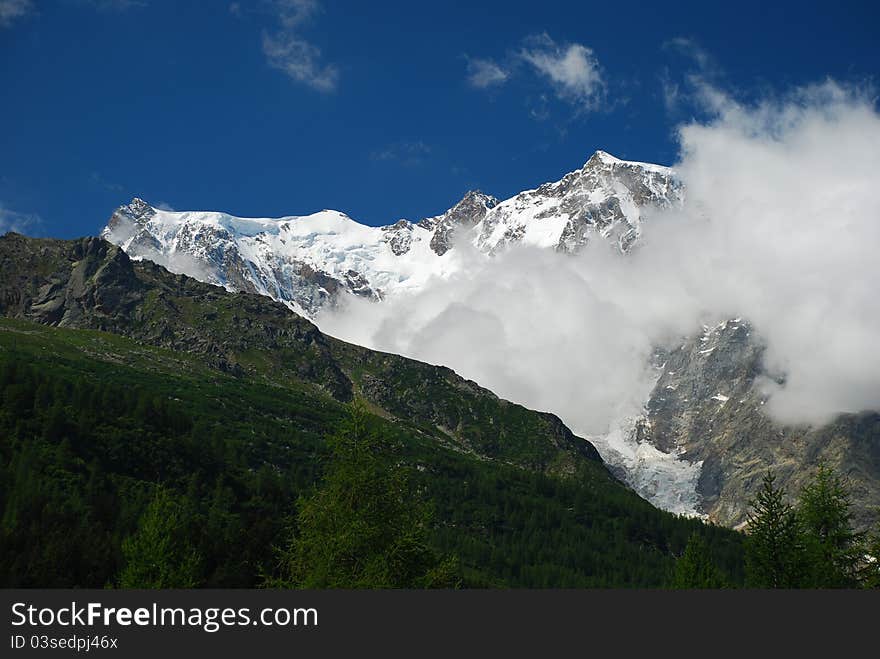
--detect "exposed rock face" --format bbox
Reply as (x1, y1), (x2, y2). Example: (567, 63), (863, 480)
(381, 220), (415, 256)
(103, 198), (161, 256)
(641, 319), (880, 530)
(474, 150), (681, 254)
(418, 190), (499, 256)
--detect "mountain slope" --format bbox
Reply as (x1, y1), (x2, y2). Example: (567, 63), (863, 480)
(0, 232), (745, 587)
(0, 233), (599, 473)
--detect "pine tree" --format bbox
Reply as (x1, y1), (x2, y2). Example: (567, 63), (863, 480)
(269, 403), (458, 588)
(672, 532), (728, 588)
(797, 464), (863, 588)
(744, 471), (804, 588)
(118, 487), (203, 588)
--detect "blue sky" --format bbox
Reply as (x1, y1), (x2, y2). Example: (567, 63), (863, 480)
(1, 0), (877, 238)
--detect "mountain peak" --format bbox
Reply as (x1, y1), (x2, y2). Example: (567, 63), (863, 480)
(583, 150), (674, 175)
(457, 189), (498, 206)
(117, 197), (155, 222)
(589, 149), (622, 164)
(445, 189), (499, 220)
(417, 189), (500, 256)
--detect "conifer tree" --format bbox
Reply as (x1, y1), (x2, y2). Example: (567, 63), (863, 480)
(744, 471), (804, 588)
(270, 403), (458, 588)
(672, 532), (728, 588)
(118, 487), (203, 588)
(797, 464), (863, 588)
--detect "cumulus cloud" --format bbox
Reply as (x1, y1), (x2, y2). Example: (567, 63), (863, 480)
(262, 0), (338, 92)
(465, 57), (509, 89)
(520, 34), (605, 107)
(319, 80), (880, 435)
(0, 0), (33, 27)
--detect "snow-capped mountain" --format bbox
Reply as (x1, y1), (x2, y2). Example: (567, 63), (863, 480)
(100, 149), (693, 512)
(101, 150), (681, 317)
(100, 150), (724, 516)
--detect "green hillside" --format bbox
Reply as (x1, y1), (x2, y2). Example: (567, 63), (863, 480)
(0, 234), (745, 587)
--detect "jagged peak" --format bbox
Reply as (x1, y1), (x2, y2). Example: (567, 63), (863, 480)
(116, 197), (156, 221)
(587, 150), (623, 166)
(583, 150), (674, 175)
(454, 189), (499, 209)
(104, 198), (156, 236)
(382, 218), (413, 231)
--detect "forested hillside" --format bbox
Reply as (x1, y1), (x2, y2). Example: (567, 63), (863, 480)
(0, 318), (744, 586)
(0, 234), (746, 587)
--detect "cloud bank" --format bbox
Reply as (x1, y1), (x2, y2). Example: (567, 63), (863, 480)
(319, 80), (880, 435)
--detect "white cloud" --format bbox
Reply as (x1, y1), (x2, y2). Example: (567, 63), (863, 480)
(660, 39), (729, 116)
(0, 0), (33, 27)
(263, 32), (338, 92)
(661, 80), (880, 424)
(320, 244), (663, 436)
(520, 34), (604, 106)
(0, 203), (40, 234)
(466, 57), (509, 89)
(319, 80), (880, 435)
(262, 0), (338, 92)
